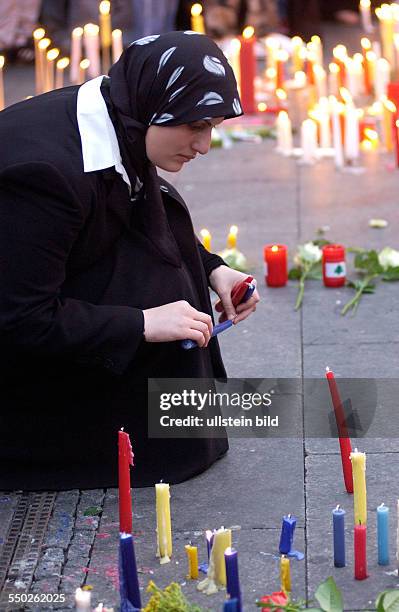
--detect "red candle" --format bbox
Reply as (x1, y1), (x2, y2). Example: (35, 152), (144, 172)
(119, 429), (134, 534)
(354, 524), (368, 580)
(325, 368), (353, 494)
(322, 244), (346, 288)
(393, 114), (399, 167)
(239, 27), (256, 114)
(264, 244), (288, 287)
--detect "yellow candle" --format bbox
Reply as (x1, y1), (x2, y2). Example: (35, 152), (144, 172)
(112, 29), (123, 64)
(191, 4), (205, 33)
(376, 4), (394, 64)
(55, 57), (70, 89)
(99, 0), (112, 73)
(79, 58), (90, 84)
(198, 527), (232, 593)
(0, 55), (4, 111)
(33, 28), (45, 94)
(185, 544), (199, 579)
(227, 225), (238, 249)
(200, 228), (211, 251)
(292, 36), (304, 73)
(227, 38), (241, 92)
(37, 37), (51, 94)
(382, 96), (396, 152)
(350, 449), (367, 525)
(280, 555), (291, 592)
(155, 482), (172, 563)
(46, 48), (60, 92)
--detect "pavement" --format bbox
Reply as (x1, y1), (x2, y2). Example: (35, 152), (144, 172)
(1, 23), (399, 612)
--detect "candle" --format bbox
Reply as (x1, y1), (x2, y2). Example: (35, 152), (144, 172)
(360, 0), (373, 33)
(99, 0), (112, 74)
(313, 65), (327, 99)
(55, 57), (70, 89)
(322, 245), (346, 287)
(325, 367), (353, 493)
(226, 38), (241, 91)
(33, 28), (45, 94)
(224, 600), (239, 611)
(350, 449), (367, 525)
(310, 35), (323, 67)
(265, 36), (278, 70)
(75, 587), (91, 611)
(328, 62), (340, 97)
(191, 3), (205, 33)
(119, 429), (134, 534)
(264, 244), (288, 288)
(119, 533), (142, 609)
(344, 103), (360, 163)
(227, 225), (238, 249)
(330, 97), (344, 168)
(300, 118), (318, 164)
(206, 529), (214, 560)
(280, 555), (291, 592)
(279, 514), (296, 554)
(79, 59), (90, 84)
(185, 544), (199, 579)
(70, 27), (83, 84)
(354, 524), (368, 580)
(239, 26), (256, 114)
(376, 4), (394, 64)
(375, 58), (391, 101)
(45, 48), (60, 92)
(333, 45), (347, 88)
(200, 228), (211, 251)
(317, 97), (331, 149)
(37, 37), (51, 94)
(332, 505), (346, 567)
(0, 56), (4, 111)
(225, 547), (241, 606)
(361, 38), (372, 94)
(83, 23), (101, 78)
(198, 527), (232, 593)
(377, 503), (389, 565)
(292, 36), (304, 73)
(276, 111), (293, 155)
(112, 29), (123, 64)
(156, 482), (172, 563)
(276, 49), (289, 90)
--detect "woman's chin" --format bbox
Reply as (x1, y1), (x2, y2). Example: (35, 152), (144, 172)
(156, 159), (184, 173)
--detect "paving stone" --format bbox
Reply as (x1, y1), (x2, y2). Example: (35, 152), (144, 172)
(34, 548), (64, 580)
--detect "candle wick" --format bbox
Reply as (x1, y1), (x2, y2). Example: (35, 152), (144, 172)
(120, 426), (124, 431)
(379, 502), (384, 508)
(287, 513), (291, 518)
(325, 366), (330, 372)
(336, 504), (340, 510)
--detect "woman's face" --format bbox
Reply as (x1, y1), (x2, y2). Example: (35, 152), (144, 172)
(145, 117), (224, 172)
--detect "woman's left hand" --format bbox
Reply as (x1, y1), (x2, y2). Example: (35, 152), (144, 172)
(209, 265), (260, 324)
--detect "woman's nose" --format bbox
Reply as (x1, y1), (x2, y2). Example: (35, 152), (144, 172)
(192, 129), (212, 155)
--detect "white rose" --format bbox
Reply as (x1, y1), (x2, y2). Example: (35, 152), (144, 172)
(298, 242), (322, 264)
(378, 247), (399, 270)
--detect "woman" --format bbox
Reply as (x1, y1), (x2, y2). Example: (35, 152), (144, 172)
(0, 31), (259, 490)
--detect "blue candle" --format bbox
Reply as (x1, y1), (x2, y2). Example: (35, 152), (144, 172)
(279, 514), (297, 554)
(225, 547), (241, 610)
(119, 532), (142, 610)
(223, 599), (239, 611)
(332, 505), (346, 568)
(377, 503), (389, 565)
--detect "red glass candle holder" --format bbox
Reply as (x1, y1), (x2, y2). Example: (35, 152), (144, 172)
(264, 244), (288, 287)
(322, 244), (346, 287)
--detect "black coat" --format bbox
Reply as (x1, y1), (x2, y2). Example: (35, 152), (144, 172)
(0, 86), (228, 490)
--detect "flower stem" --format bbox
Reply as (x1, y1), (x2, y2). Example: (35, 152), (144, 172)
(294, 265), (312, 310)
(340, 274), (378, 316)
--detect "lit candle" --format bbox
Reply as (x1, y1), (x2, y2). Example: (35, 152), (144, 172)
(365, 50), (377, 92)
(33, 28), (45, 94)
(280, 555), (291, 593)
(328, 62), (340, 97)
(45, 48), (60, 92)
(75, 587), (91, 611)
(225, 547), (241, 607)
(191, 3), (205, 33)
(310, 35), (323, 66)
(374, 58), (390, 102)
(279, 514), (296, 554)
(377, 503), (389, 565)
(359, 0), (373, 33)
(55, 57), (70, 89)
(313, 64), (327, 99)
(83, 23), (101, 78)
(119, 532), (142, 609)
(300, 118), (318, 164)
(239, 26), (256, 114)
(265, 36), (279, 70)
(354, 524), (368, 580)
(79, 59), (90, 84)
(344, 102), (360, 163)
(0, 55), (4, 111)
(70, 27), (83, 84)
(99, 0), (112, 74)
(291, 36), (304, 73)
(361, 38), (372, 94)
(376, 4), (394, 64)
(37, 37), (51, 93)
(332, 505), (346, 567)
(200, 228), (212, 251)
(198, 527), (232, 593)
(318, 97), (331, 149)
(206, 529), (214, 560)
(382, 96), (395, 152)
(112, 28), (123, 64)
(226, 38), (241, 91)
(276, 110), (293, 155)
(350, 449), (367, 525)
(155, 482), (172, 563)
(333, 45), (348, 88)
(185, 544), (199, 579)
(275, 49), (289, 90)
(227, 225), (238, 249)
(325, 367), (353, 492)
(264, 244), (288, 287)
(119, 429), (133, 534)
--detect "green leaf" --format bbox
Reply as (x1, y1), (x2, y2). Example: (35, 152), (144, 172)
(346, 279), (375, 293)
(382, 267), (399, 281)
(289, 268), (302, 280)
(312, 238), (331, 247)
(376, 590), (399, 612)
(354, 250), (383, 275)
(306, 263), (323, 280)
(83, 506), (102, 516)
(376, 592), (386, 612)
(314, 577), (343, 612)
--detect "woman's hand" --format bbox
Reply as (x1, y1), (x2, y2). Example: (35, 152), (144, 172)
(143, 301), (213, 347)
(209, 265), (260, 324)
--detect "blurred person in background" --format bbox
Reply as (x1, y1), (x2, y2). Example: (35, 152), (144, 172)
(0, 0), (41, 62)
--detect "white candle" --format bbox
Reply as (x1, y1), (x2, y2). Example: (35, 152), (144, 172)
(276, 110), (293, 155)
(55, 57), (70, 89)
(0, 55), (4, 111)
(112, 29), (123, 64)
(344, 103), (360, 162)
(226, 38), (241, 92)
(301, 118), (318, 163)
(313, 64), (327, 99)
(328, 62), (340, 96)
(70, 26), (83, 84)
(75, 588), (91, 612)
(310, 35), (323, 67)
(374, 58), (391, 101)
(83, 23), (101, 78)
(79, 59), (90, 84)
(359, 0), (373, 33)
(318, 97), (331, 148)
(45, 48), (59, 92)
(330, 96), (344, 168)
(33, 28), (45, 94)
(37, 37), (51, 94)
(99, 0), (112, 73)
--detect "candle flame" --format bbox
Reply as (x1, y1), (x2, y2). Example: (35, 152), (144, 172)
(276, 49), (289, 62)
(72, 26), (84, 38)
(361, 37), (371, 51)
(200, 228), (210, 238)
(57, 57), (70, 70)
(311, 35), (321, 45)
(229, 225), (238, 236)
(225, 546), (233, 555)
(266, 67), (276, 79)
(84, 23), (100, 35)
(360, 0), (370, 7)
(80, 58), (90, 70)
(292, 36), (303, 46)
(112, 28), (122, 38)
(278, 110), (289, 120)
(242, 26), (255, 39)
(325, 366), (330, 372)
(99, 0), (111, 16)
(339, 87), (353, 105)
(257, 102), (267, 112)
(329, 62), (340, 74)
(271, 245), (279, 252)
(38, 37), (51, 51)
(396, 119), (399, 128)
(276, 88), (287, 100)
(33, 27), (46, 41)
(47, 48), (60, 62)
(0, 56), (4, 69)
(364, 128), (378, 141)
(384, 98), (396, 113)
(191, 3), (203, 17)
(333, 44), (348, 60)
(336, 504), (340, 510)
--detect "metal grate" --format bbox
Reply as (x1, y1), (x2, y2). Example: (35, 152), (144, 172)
(0, 492), (56, 603)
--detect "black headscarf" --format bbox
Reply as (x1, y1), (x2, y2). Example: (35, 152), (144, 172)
(104, 31), (242, 267)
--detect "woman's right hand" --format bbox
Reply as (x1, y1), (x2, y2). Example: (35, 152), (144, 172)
(142, 301), (213, 347)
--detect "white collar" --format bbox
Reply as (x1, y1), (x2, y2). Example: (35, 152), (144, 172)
(77, 76), (132, 192)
